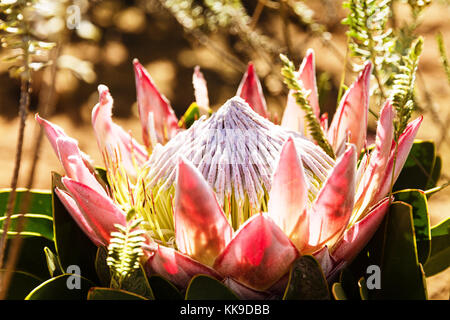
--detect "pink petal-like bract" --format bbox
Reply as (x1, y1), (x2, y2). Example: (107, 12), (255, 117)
(55, 188), (103, 247)
(332, 197), (390, 263)
(192, 66), (210, 110)
(144, 245), (220, 289)
(236, 62), (269, 118)
(62, 177), (126, 246)
(36, 114), (94, 171)
(92, 85), (148, 179)
(308, 145), (357, 251)
(353, 101), (394, 220)
(55, 137), (108, 197)
(281, 49), (320, 134)
(174, 157), (233, 267)
(35, 114), (68, 157)
(373, 116), (423, 204)
(268, 136), (309, 252)
(328, 62), (372, 154)
(133, 59), (179, 145)
(213, 214), (299, 291)
(313, 246), (336, 276)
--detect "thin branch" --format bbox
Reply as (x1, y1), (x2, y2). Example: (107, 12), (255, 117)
(0, 44), (31, 295)
(0, 43), (61, 299)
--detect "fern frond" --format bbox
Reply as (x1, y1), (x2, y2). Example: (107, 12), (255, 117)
(343, 0), (394, 67)
(280, 54), (335, 159)
(107, 214), (146, 289)
(390, 37), (423, 138)
(0, 0), (56, 79)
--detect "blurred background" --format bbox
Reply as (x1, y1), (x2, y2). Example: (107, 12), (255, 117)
(0, 0), (448, 298)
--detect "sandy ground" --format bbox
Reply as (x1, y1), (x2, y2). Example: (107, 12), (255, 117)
(0, 1), (448, 299)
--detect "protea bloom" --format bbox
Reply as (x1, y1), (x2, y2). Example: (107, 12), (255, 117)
(37, 49), (422, 298)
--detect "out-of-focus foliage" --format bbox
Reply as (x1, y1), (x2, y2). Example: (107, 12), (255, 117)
(0, 0), (56, 79)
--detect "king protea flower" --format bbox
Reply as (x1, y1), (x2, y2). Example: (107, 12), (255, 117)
(37, 49), (422, 298)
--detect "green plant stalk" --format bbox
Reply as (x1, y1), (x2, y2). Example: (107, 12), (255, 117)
(436, 32), (450, 86)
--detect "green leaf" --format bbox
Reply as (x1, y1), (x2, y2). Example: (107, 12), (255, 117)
(0, 214), (53, 240)
(0, 189), (52, 218)
(338, 268), (361, 300)
(393, 140), (436, 191)
(148, 275), (183, 300)
(358, 277), (368, 300)
(25, 274), (94, 300)
(393, 189), (431, 264)
(178, 102), (202, 129)
(371, 202), (427, 300)
(5, 236), (56, 281)
(424, 218), (450, 276)
(185, 275), (239, 300)
(52, 172), (99, 283)
(426, 155), (441, 190)
(95, 246), (110, 287)
(44, 247), (63, 278)
(283, 255), (330, 300)
(331, 282), (348, 300)
(94, 166), (110, 188)
(87, 287), (148, 300)
(0, 270), (42, 300)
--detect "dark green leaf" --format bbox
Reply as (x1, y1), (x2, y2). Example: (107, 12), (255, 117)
(371, 202), (427, 300)
(331, 282), (348, 300)
(339, 268), (361, 300)
(5, 236), (55, 281)
(0, 189), (52, 217)
(25, 274), (94, 300)
(185, 275), (239, 300)
(0, 214), (53, 240)
(87, 287), (148, 300)
(52, 172), (99, 283)
(424, 218), (450, 276)
(394, 190), (431, 264)
(426, 155), (441, 190)
(393, 140), (435, 191)
(148, 275), (183, 300)
(283, 255), (330, 300)
(0, 270), (42, 300)
(95, 246), (110, 287)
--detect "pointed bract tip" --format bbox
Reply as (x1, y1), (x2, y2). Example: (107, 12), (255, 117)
(97, 84), (111, 105)
(176, 156), (194, 182)
(133, 59), (145, 77)
(305, 48), (315, 57)
(303, 49), (314, 66)
(344, 143), (357, 158)
(360, 61), (373, 81)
